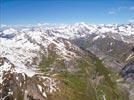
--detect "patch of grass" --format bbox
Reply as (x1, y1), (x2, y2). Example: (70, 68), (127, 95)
(56, 71), (97, 100)
(94, 59), (129, 100)
(38, 47), (129, 100)
(39, 50), (57, 72)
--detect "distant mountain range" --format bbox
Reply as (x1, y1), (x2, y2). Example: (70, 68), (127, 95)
(0, 23), (134, 100)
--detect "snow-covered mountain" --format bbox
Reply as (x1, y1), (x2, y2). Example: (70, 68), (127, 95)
(1, 23), (134, 76)
(0, 23), (134, 100)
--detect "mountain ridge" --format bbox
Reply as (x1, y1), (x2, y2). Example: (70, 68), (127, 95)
(0, 23), (134, 100)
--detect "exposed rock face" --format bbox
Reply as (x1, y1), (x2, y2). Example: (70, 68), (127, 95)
(131, 47), (134, 52)
(121, 47), (134, 83)
(1, 72), (60, 100)
(0, 57), (60, 100)
(73, 36), (133, 70)
(121, 56), (134, 100)
(122, 61), (134, 83)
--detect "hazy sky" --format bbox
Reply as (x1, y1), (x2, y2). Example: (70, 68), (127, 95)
(1, 0), (134, 25)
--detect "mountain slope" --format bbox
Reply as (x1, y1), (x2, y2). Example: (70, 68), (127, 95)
(0, 23), (134, 100)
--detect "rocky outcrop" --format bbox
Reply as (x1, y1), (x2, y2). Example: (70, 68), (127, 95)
(122, 61), (134, 83)
(121, 48), (134, 83)
(0, 57), (59, 100)
(1, 72), (59, 100)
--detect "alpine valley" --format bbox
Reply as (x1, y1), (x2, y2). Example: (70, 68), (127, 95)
(0, 22), (134, 100)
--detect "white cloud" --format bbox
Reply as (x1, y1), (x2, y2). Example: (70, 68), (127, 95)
(118, 6), (127, 10)
(108, 6), (134, 15)
(1, 24), (7, 28)
(128, 19), (134, 23)
(108, 11), (116, 15)
(129, 6), (134, 11)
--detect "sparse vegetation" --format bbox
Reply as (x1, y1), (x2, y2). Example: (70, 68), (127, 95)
(39, 48), (129, 100)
